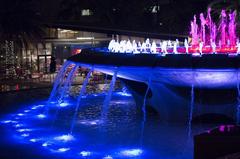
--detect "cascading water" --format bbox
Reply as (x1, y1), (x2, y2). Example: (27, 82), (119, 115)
(47, 61), (71, 104)
(70, 67), (94, 134)
(140, 75), (152, 145)
(190, 8), (236, 49)
(188, 84), (194, 138)
(101, 69), (118, 121)
(59, 65), (78, 103)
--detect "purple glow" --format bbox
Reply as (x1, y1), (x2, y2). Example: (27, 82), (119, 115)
(219, 125), (225, 132)
(107, 9), (238, 55)
(190, 8), (237, 51)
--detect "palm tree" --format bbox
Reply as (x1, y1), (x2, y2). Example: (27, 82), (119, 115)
(0, 0), (45, 78)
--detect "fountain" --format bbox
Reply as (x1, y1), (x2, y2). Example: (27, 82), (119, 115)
(59, 65), (78, 102)
(2, 7), (240, 159)
(140, 75), (152, 145)
(107, 8), (237, 55)
(101, 69), (118, 121)
(47, 61), (71, 104)
(70, 67), (93, 134)
(188, 85), (194, 138)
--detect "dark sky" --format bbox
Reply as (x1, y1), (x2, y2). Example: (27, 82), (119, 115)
(37, 0), (213, 19)
(36, 0), (230, 35)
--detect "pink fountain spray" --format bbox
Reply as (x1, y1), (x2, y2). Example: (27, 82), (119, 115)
(189, 8), (237, 53)
(228, 10), (237, 47)
(200, 13), (206, 45)
(190, 15), (199, 47)
(220, 10), (227, 47)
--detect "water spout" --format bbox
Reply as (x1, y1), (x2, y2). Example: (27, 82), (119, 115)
(59, 65), (78, 103)
(47, 61), (71, 104)
(101, 69), (118, 121)
(140, 75), (152, 145)
(70, 67), (94, 134)
(188, 84), (194, 138)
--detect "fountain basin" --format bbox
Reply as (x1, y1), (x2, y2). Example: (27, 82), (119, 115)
(68, 49), (240, 88)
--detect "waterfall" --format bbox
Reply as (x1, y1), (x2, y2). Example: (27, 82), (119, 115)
(140, 76), (152, 145)
(188, 84), (194, 138)
(70, 67), (94, 134)
(59, 65), (78, 103)
(101, 69), (118, 121)
(47, 61), (71, 104)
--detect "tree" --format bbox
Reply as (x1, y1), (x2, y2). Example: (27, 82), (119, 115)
(0, 0), (45, 78)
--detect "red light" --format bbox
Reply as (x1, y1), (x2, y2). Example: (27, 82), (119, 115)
(16, 84), (19, 91)
(72, 49), (82, 55)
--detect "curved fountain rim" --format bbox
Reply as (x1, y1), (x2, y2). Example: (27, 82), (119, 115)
(68, 48), (240, 69)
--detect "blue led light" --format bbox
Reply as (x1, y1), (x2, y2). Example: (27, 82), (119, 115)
(42, 142), (49, 147)
(59, 102), (70, 107)
(24, 110), (31, 113)
(119, 149), (143, 157)
(31, 105), (42, 110)
(17, 113), (25, 116)
(103, 155), (113, 159)
(37, 114), (46, 119)
(21, 133), (30, 137)
(1, 120), (15, 124)
(79, 119), (102, 126)
(17, 129), (32, 132)
(57, 148), (70, 152)
(54, 134), (75, 142)
(29, 138), (38, 142)
(80, 151), (92, 157)
(116, 92), (132, 97)
(14, 124), (24, 128)
(2, 94), (146, 158)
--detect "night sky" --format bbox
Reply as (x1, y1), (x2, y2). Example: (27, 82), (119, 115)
(25, 0), (239, 35)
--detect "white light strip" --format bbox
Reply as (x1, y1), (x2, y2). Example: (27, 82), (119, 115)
(76, 37), (94, 40)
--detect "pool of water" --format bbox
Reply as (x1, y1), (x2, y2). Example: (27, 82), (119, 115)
(1, 90), (219, 159)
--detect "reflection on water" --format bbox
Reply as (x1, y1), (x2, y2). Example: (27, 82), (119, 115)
(0, 84), (32, 92)
(1, 90), (220, 159)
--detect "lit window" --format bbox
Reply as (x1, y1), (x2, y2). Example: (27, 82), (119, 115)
(152, 5), (160, 13)
(81, 9), (92, 16)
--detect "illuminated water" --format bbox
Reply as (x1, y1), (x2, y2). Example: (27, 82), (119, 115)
(48, 61), (71, 104)
(70, 68), (93, 134)
(140, 75), (152, 146)
(101, 70), (118, 121)
(1, 87), (219, 159)
(188, 85), (194, 138)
